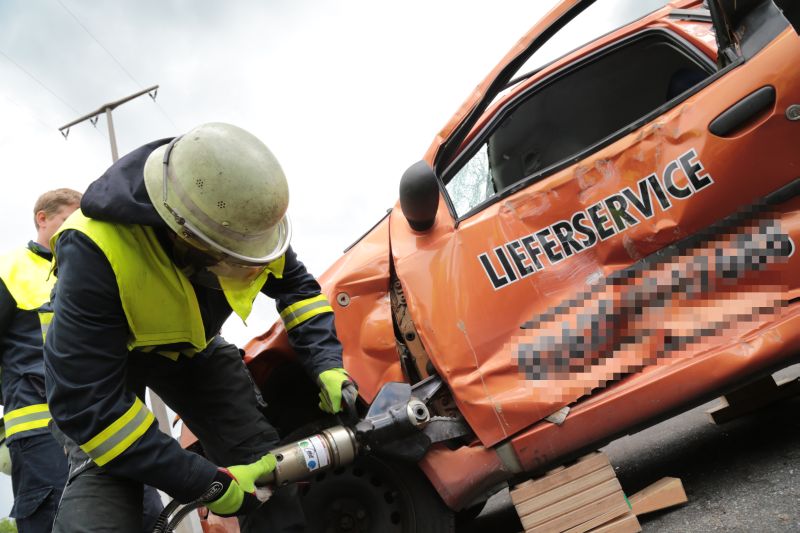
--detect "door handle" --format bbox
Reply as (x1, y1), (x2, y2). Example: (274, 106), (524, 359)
(709, 86), (776, 137)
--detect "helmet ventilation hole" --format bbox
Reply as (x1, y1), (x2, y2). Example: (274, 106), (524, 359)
(217, 200), (226, 209)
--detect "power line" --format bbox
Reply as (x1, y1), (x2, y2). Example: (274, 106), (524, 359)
(0, 49), (82, 116)
(0, 92), (58, 132)
(55, 0), (140, 87)
(0, 48), (106, 140)
(54, 0), (180, 130)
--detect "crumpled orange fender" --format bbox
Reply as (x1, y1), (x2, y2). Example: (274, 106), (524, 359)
(244, 215), (402, 404)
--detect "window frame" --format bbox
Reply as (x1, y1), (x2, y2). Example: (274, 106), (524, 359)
(440, 27), (739, 224)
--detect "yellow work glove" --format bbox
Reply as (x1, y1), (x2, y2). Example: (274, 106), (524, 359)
(317, 368), (354, 414)
(204, 453), (277, 517)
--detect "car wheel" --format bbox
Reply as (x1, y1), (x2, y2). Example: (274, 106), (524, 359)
(299, 455), (454, 533)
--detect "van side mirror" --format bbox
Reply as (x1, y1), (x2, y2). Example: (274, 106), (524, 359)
(399, 161), (439, 232)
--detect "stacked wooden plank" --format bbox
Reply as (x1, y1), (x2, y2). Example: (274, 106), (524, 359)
(510, 452), (640, 533)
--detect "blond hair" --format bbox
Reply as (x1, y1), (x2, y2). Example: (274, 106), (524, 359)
(33, 188), (82, 229)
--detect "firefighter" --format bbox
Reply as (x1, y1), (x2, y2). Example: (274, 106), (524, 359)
(0, 189), (79, 532)
(44, 123), (352, 532)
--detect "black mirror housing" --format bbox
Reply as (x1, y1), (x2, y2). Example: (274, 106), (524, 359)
(399, 161), (439, 232)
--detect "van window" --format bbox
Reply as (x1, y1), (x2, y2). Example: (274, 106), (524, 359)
(445, 31), (712, 217)
(511, 0), (672, 88)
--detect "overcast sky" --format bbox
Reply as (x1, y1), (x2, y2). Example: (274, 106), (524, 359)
(0, 0), (667, 519)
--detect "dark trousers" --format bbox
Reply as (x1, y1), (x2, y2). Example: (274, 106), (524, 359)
(52, 339), (306, 532)
(9, 432), (69, 533)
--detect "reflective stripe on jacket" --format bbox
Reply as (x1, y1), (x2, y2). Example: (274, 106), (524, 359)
(79, 397), (154, 466)
(280, 294), (334, 331)
(4, 403), (50, 438)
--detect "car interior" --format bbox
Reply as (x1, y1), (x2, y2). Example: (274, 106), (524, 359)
(487, 31), (714, 193)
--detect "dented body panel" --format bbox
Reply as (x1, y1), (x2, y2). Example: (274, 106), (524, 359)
(242, 0), (800, 512)
(245, 216), (401, 404)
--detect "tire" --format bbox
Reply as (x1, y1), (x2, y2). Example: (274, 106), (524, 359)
(299, 455), (454, 533)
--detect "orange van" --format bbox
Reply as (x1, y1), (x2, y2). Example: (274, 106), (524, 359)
(205, 1), (800, 530)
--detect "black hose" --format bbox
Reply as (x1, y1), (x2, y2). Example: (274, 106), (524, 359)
(166, 502), (204, 532)
(152, 498), (206, 533)
(152, 499), (182, 533)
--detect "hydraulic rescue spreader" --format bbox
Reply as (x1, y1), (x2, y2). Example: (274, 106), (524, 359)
(153, 377), (469, 532)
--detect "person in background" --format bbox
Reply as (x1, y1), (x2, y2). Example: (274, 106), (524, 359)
(0, 189), (80, 532)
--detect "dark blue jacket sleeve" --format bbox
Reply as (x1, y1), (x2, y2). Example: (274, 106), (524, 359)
(43, 230), (217, 503)
(261, 246), (343, 378)
(0, 279), (13, 404)
(0, 279), (14, 340)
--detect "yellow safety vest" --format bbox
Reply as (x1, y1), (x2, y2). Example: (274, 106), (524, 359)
(0, 245), (55, 438)
(52, 210), (284, 355)
(0, 245), (55, 326)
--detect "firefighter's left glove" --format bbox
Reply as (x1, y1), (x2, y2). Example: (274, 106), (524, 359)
(317, 367), (355, 414)
(204, 453), (277, 517)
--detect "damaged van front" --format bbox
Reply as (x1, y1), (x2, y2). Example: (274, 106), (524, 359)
(235, 1), (800, 530)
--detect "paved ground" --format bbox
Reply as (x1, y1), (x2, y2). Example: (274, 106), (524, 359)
(460, 365), (800, 533)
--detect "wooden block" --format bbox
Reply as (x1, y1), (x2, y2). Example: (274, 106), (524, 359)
(562, 503), (632, 533)
(516, 466), (617, 517)
(546, 465), (567, 476)
(589, 513), (641, 533)
(521, 478), (621, 530)
(526, 490), (628, 533)
(706, 376), (800, 424)
(629, 477), (687, 516)
(512, 453), (611, 505)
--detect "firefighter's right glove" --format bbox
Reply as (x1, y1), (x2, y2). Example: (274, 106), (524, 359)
(317, 367), (355, 414)
(204, 453), (277, 517)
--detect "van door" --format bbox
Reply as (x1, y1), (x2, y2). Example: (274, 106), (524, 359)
(390, 0), (800, 447)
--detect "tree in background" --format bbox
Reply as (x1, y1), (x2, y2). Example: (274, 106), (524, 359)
(0, 518), (16, 533)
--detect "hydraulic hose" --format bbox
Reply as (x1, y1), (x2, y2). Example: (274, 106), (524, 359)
(152, 499), (187, 533)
